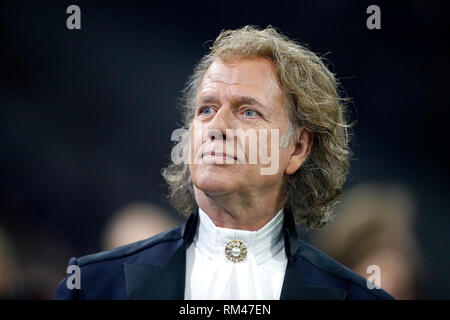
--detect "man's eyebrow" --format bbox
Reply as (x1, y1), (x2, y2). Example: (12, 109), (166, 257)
(233, 96), (268, 109)
(196, 95), (268, 109)
(233, 96), (269, 110)
(197, 95), (219, 105)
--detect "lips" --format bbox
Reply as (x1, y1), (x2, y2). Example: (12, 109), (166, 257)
(203, 151), (238, 161)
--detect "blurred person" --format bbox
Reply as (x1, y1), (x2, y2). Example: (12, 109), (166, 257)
(14, 225), (73, 299)
(101, 202), (181, 250)
(54, 26), (393, 300)
(0, 224), (67, 299)
(311, 182), (423, 299)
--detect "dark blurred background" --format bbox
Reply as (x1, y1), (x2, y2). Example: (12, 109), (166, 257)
(0, 0), (448, 299)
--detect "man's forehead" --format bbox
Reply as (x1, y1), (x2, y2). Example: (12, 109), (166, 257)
(201, 57), (280, 90)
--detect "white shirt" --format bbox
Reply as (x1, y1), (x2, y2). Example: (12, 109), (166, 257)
(184, 207), (288, 300)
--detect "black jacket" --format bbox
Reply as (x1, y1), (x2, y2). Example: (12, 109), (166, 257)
(54, 208), (395, 300)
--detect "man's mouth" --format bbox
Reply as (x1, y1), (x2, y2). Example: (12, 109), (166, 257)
(202, 151), (238, 162)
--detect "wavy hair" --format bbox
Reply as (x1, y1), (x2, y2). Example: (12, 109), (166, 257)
(162, 25), (352, 229)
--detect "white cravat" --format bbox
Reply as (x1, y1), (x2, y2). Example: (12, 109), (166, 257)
(184, 207), (288, 300)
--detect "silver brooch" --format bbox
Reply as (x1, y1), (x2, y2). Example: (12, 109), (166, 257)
(225, 239), (247, 263)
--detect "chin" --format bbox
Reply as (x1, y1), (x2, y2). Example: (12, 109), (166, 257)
(191, 166), (237, 195)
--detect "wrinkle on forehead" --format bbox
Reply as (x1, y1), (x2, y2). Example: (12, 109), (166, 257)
(199, 57), (284, 105)
(205, 58), (280, 87)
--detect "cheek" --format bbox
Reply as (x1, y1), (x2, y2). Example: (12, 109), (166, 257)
(189, 163), (213, 186)
(268, 145), (291, 177)
(278, 149), (292, 171)
(188, 163), (196, 180)
(189, 122), (205, 157)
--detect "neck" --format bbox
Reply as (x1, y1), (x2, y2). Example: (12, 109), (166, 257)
(193, 185), (287, 231)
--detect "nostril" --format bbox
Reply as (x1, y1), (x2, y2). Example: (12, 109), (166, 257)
(206, 129), (226, 142)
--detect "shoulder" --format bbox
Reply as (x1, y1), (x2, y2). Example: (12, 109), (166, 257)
(54, 225), (185, 299)
(77, 224), (184, 267)
(295, 239), (395, 300)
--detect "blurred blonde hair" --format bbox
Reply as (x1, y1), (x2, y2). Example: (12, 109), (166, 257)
(313, 183), (420, 266)
(162, 25), (351, 229)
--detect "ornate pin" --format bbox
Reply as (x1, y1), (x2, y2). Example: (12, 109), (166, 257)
(225, 239), (247, 262)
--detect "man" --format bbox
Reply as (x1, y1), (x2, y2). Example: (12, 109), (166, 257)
(54, 26), (394, 300)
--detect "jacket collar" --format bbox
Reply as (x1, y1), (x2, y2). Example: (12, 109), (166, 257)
(125, 206), (347, 300)
(280, 206), (347, 299)
(124, 241), (186, 299)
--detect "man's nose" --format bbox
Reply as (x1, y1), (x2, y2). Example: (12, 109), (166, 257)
(205, 105), (236, 142)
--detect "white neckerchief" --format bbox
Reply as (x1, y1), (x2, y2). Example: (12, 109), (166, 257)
(184, 207), (288, 300)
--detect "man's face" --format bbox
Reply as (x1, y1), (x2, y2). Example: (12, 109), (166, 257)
(188, 57), (296, 199)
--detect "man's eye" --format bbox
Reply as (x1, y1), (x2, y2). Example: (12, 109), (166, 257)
(199, 106), (215, 115)
(243, 109), (259, 117)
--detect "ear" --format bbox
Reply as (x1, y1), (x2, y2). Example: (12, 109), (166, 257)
(285, 128), (313, 175)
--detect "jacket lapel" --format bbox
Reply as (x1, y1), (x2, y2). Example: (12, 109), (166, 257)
(124, 242), (186, 299)
(280, 258), (348, 300)
(124, 211), (198, 300)
(280, 207), (348, 300)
